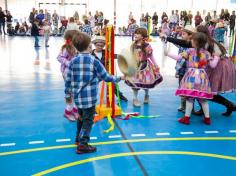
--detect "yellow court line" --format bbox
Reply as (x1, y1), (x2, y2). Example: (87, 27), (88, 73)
(1, 137), (236, 156)
(32, 150), (236, 176)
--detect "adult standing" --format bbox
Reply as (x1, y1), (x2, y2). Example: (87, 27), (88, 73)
(44, 9), (51, 22)
(169, 10), (178, 29)
(88, 11), (95, 28)
(219, 9), (225, 20)
(224, 9), (230, 36)
(194, 11), (203, 27)
(188, 11), (193, 25)
(205, 12), (212, 25)
(213, 10), (218, 20)
(152, 12), (158, 26)
(229, 11), (235, 37)
(161, 12), (168, 24)
(0, 7), (6, 35)
(6, 10), (12, 34)
(29, 8), (36, 24)
(52, 10), (59, 35)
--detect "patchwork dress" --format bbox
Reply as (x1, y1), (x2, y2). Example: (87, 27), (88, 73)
(175, 48), (214, 99)
(125, 42), (163, 89)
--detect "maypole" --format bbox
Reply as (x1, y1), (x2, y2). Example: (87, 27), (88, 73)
(94, 25), (122, 125)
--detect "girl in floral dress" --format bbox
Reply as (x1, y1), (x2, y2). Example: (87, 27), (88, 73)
(125, 28), (163, 107)
(165, 32), (219, 125)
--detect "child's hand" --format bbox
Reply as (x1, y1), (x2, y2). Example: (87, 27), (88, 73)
(163, 43), (169, 56)
(159, 32), (167, 41)
(120, 76), (126, 80)
(65, 94), (72, 103)
(181, 51), (188, 59)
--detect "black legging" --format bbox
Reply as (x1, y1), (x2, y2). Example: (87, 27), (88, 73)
(210, 94), (234, 108)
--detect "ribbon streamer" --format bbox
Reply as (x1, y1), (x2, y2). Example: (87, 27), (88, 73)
(103, 114), (115, 133)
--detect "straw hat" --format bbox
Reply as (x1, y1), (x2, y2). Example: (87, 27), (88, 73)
(217, 22), (224, 28)
(117, 49), (138, 77)
(183, 25), (196, 34)
(210, 19), (217, 23)
(92, 35), (105, 44)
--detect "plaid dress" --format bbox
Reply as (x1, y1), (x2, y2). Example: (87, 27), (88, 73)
(175, 48), (213, 99)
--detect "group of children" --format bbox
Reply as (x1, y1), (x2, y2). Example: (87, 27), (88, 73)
(163, 24), (236, 124)
(56, 24), (235, 154)
(56, 27), (162, 154)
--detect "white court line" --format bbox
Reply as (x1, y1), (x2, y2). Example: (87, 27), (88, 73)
(90, 137), (98, 140)
(28, 141), (45, 145)
(180, 132), (194, 135)
(229, 130), (236, 133)
(156, 132), (170, 136)
(56, 139), (71, 142)
(0, 143), (16, 147)
(108, 135), (122, 139)
(131, 134), (146, 137)
(204, 131), (219, 134)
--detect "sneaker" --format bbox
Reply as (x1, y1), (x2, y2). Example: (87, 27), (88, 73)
(178, 116), (190, 125)
(133, 99), (141, 107)
(144, 95), (149, 104)
(192, 109), (204, 116)
(177, 107), (185, 112)
(203, 117), (211, 125)
(76, 144), (97, 154)
(74, 138), (79, 145)
(64, 109), (76, 121)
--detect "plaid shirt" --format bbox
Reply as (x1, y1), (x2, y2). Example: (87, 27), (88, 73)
(65, 53), (120, 109)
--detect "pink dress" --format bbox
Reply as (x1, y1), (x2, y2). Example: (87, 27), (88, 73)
(125, 42), (163, 89)
(57, 49), (75, 79)
(176, 48), (213, 99)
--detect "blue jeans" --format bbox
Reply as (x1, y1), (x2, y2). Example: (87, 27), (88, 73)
(34, 36), (39, 46)
(76, 106), (95, 145)
(0, 22), (6, 34)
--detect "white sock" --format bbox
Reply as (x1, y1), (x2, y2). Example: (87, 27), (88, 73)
(73, 103), (77, 109)
(199, 100), (210, 117)
(133, 89), (138, 99)
(185, 99), (193, 117)
(66, 103), (73, 111)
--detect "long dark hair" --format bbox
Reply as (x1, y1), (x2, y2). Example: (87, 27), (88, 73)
(196, 25), (226, 55)
(131, 28), (148, 55)
(192, 32), (207, 59)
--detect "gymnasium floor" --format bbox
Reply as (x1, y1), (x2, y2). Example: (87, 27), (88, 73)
(0, 35), (236, 176)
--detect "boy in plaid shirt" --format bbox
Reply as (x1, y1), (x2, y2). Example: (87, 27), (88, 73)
(65, 32), (123, 154)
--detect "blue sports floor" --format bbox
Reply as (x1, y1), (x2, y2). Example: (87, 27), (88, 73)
(0, 35), (236, 176)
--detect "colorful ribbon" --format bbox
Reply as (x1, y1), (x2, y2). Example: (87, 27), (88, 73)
(103, 114), (115, 133)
